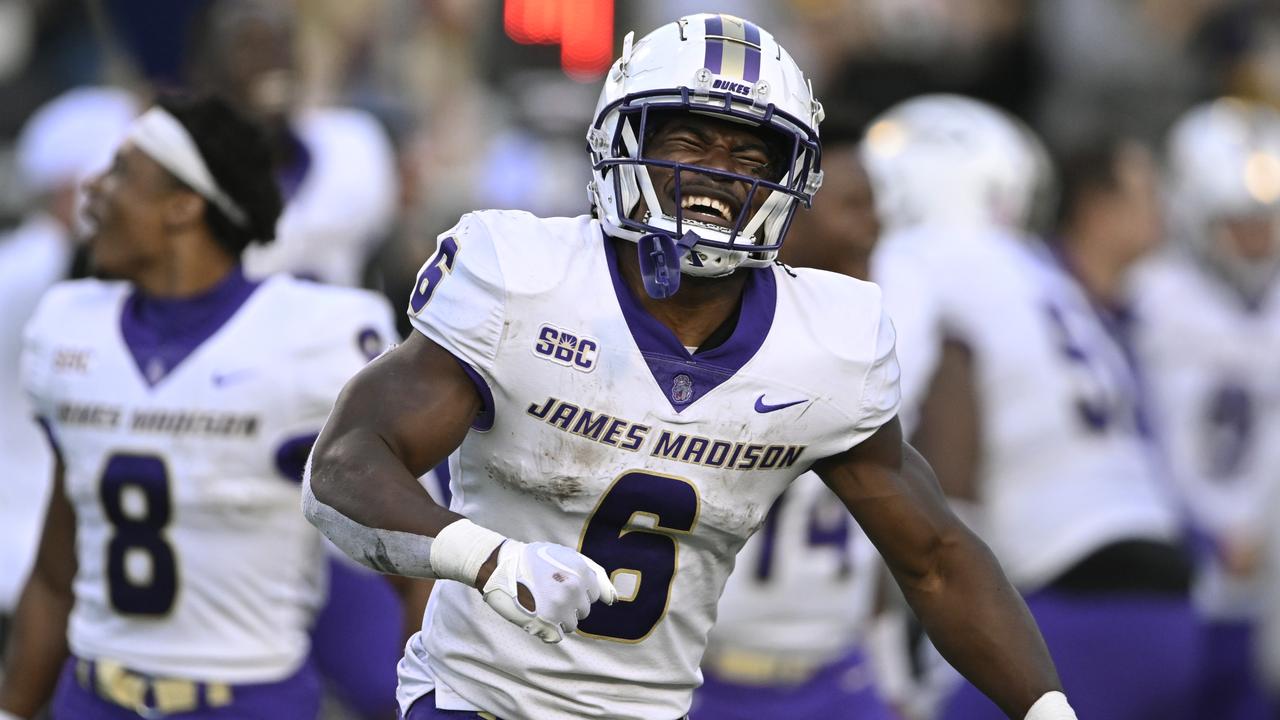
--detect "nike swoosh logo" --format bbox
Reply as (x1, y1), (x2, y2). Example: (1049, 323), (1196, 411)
(754, 394), (807, 413)
(212, 369), (255, 387)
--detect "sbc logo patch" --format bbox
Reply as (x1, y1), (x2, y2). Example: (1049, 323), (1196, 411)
(533, 324), (598, 372)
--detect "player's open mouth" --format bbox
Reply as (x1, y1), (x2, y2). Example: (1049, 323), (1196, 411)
(677, 191), (740, 230)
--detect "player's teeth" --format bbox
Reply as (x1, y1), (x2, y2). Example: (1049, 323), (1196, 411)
(680, 195), (732, 222)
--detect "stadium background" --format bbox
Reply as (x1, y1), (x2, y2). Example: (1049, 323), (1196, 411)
(3, 0), (1280, 718)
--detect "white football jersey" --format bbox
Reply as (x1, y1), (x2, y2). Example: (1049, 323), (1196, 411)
(872, 223), (1179, 588)
(243, 107), (398, 286)
(1130, 252), (1280, 618)
(706, 471), (878, 665)
(396, 210), (900, 720)
(21, 274), (395, 682)
(0, 214), (70, 611)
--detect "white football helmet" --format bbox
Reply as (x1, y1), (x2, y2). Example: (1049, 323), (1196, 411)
(1167, 98), (1280, 300)
(588, 14), (824, 293)
(860, 94), (1052, 234)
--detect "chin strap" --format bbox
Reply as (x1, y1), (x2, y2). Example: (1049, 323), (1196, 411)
(637, 230), (701, 300)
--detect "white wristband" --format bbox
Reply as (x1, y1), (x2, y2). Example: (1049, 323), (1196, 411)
(429, 519), (507, 587)
(1025, 691), (1077, 720)
(0, 709), (28, 720)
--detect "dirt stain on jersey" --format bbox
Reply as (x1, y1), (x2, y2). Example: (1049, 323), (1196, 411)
(486, 454), (588, 507)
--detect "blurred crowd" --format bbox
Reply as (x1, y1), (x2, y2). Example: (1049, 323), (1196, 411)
(4, 0), (1280, 718)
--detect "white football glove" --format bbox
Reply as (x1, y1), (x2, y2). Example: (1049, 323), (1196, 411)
(1024, 691), (1078, 720)
(481, 540), (618, 643)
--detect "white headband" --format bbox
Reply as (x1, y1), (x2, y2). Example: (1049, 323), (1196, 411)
(127, 107), (249, 227)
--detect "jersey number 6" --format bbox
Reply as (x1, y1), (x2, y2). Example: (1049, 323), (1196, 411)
(100, 453), (178, 616)
(409, 237), (459, 314)
(577, 471), (700, 643)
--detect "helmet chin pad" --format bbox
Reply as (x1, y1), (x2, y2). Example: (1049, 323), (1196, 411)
(637, 230), (702, 299)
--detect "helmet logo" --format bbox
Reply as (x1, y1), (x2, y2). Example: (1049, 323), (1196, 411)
(711, 79), (753, 97)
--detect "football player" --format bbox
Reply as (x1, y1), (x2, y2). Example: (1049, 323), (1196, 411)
(1129, 98), (1280, 719)
(190, 5), (418, 715)
(0, 87), (136, 641)
(864, 94), (1196, 720)
(692, 133), (899, 720)
(304, 15), (1077, 720)
(0, 94), (395, 719)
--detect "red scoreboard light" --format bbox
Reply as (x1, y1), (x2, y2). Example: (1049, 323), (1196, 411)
(504, 0), (615, 81)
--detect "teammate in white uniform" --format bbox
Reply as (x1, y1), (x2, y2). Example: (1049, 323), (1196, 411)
(0, 87), (136, 623)
(864, 95), (1193, 720)
(189, 6), (412, 717)
(0, 94), (395, 720)
(1130, 98), (1280, 719)
(693, 134), (897, 720)
(304, 16), (1078, 720)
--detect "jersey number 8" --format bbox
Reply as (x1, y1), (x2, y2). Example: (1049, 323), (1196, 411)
(100, 453), (178, 616)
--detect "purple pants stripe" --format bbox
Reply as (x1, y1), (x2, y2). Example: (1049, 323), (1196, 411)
(692, 647), (897, 720)
(1195, 620), (1276, 720)
(51, 656), (321, 720)
(310, 557), (403, 718)
(939, 591), (1201, 720)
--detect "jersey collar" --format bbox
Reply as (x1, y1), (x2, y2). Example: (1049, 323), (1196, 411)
(603, 234), (776, 413)
(121, 266), (261, 387)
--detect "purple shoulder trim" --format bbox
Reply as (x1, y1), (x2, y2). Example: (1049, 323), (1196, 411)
(451, 356), (496, 431)
(275, 432), (320, 484)
(35, 416), (63, 462)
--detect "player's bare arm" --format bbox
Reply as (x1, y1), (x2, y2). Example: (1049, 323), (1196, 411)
(814, 418), (1066, 720)
(305, 331), (617, 643)
(307, 331), (478, 552)
(0, 457), (75, 717)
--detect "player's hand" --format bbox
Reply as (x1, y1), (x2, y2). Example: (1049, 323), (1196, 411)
(480, 540), (618, 643)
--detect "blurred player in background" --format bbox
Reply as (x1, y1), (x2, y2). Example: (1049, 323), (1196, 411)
(0, 86), (135, 647)
(189, 0), (398, 287)
(865, 94), (1196, 720)
(306, 15), (1077, 720)
(189, 5), (416, 716)
(1052, 136), (1163, 318)
(0, 93), (395, 720)
(1129, 98), (1280, 720)
(692, 131), (899, 720)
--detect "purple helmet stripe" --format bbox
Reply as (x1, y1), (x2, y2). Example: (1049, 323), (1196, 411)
(742, 21), (762, 82)
(703, 15), (724, 74)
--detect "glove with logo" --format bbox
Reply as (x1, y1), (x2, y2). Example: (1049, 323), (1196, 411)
(481, 540), (618, 643)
